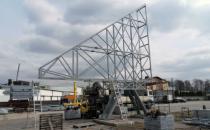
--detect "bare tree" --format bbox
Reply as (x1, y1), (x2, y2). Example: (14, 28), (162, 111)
(192, 79), (205, 95)
(184, 80), (192, 91)
(174, 80), (185, 96)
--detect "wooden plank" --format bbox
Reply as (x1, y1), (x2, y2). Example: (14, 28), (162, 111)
(73, 122), (96, 128)
(48, 118), (54, 130)
(93, 119), (116, 126)
(39, 113), (63, 130)
(93, 119), (134, 127)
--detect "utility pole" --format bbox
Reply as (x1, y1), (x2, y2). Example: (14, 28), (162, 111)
(16, 63), (20, 81)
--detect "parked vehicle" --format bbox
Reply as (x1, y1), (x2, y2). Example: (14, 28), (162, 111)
(173, 97), (186, 103)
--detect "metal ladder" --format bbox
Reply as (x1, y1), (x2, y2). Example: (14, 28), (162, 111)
(34, 100), (42, 112)
(32, 83), (42, 129)
(113, 83), (128, 120)
(33, 99), (43, 129)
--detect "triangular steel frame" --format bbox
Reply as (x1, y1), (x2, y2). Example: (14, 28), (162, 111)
(39, 5), (152, 89)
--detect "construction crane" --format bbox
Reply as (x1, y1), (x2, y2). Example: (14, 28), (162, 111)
(39, 4), (152, 120)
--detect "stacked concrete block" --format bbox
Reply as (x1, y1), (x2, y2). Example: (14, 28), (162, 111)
(192, 110), (210, 119)
(64, 107), (81, 120)
(144, 114), (174, 130)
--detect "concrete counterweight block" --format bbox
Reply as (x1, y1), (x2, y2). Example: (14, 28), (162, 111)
(144, 114), (174, 130)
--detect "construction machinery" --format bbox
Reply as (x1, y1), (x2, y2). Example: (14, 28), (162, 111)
(64, 81), (109, 119)
(81, 82), (109, 118)
(61, 81), (80, 108)
(62, 81), (83, 119)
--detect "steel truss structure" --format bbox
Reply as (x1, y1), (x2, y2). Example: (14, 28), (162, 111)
(39, 5), (152, 89)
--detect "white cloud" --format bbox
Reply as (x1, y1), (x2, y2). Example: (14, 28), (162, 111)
(20, 35), (65, 54)
(24, 0), (63, 24)
(184, 0), (210, 7)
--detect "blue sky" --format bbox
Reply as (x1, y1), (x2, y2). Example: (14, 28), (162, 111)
(0, 0), (210, 88)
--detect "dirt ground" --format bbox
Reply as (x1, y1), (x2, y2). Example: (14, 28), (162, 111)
(0, 112), (200, 130)
(1, 101), (209, 130)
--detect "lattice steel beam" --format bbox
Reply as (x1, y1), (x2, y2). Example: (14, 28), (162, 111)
(39, 5), (152, 87)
